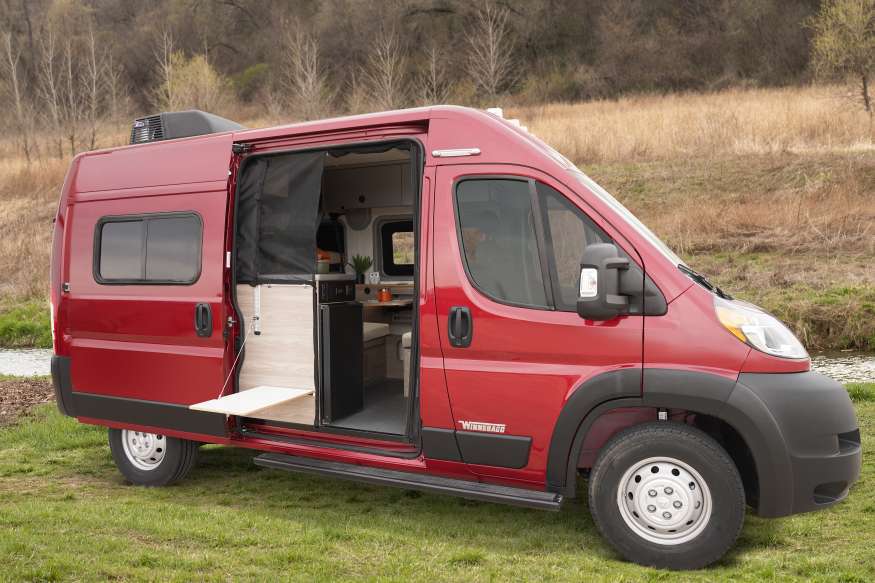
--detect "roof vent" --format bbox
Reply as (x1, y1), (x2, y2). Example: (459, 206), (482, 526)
(129, 110), (244, 144)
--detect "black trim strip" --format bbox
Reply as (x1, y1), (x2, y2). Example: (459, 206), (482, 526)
(421, 427), (462, 461)
(456, 431), (532, 469)
(72, 392), (228, 437)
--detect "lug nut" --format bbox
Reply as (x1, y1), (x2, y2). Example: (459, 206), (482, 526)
(663, 511), (672, 519)
(664, 487), (673, 495)
(673, 501), (682, 509)
(648, 489), (657, 497)
(647, 504), (656, 512)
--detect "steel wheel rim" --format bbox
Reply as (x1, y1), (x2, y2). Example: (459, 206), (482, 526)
(616, 456), (712, 545)
(121, 430), (166, 471)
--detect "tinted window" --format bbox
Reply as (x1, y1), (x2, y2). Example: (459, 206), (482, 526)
(538, 182), (610, 309)
(379, 219), (414, 277)
(145, 216), (202, 281)
(96, 214), (201, 284)
(456, 179), (548, 308)
(99, 221), (144, 280)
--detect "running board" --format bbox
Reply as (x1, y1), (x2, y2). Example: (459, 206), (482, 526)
(253, 453), (564, 511)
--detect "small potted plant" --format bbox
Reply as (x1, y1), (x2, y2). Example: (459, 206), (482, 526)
(349, 254), (373, 284)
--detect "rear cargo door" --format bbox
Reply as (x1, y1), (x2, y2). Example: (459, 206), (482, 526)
(63, 134), (233, 436)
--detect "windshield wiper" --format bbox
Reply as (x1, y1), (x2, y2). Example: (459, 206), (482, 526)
(678, 264), (732, 299)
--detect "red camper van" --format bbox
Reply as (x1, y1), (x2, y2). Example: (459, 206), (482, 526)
(50, 107), (861, 569)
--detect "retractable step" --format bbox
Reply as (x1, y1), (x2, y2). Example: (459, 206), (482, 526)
(253, 453), (564, 511)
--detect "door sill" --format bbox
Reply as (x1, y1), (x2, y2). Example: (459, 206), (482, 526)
(240, 423), (418, 458)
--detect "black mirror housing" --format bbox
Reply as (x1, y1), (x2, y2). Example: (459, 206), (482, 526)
(577, 243), (630, 320)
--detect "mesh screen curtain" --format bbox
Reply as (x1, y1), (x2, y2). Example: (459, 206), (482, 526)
(236, 151), (324, 283)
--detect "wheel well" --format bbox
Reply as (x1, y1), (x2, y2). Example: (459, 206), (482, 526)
(688, 413), (759, 509)
(574, 407), (759, 509)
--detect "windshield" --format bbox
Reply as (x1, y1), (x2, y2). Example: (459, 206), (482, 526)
(570, 170), (685, 267)
(517, 125), (685, 267)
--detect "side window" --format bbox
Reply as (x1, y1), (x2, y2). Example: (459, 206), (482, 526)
(95, 213), (202, 284)
(379, 219), (414, 278)
(537, 182), (610, 310)
(456, 179), (549, 308)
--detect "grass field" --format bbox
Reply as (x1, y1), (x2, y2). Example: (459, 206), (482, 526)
(0, 384), (872, 582)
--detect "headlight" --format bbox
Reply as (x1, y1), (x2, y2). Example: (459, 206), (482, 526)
(714, 297), (808, 359)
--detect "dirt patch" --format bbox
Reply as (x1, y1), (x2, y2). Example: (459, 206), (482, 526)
(0, 378), (53, 425)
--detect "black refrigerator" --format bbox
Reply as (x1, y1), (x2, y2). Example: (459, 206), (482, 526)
(319, 301), (363, 422)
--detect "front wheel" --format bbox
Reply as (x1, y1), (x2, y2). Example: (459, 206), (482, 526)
(108, 428), (199, 486)
(588, 422), (745, 570)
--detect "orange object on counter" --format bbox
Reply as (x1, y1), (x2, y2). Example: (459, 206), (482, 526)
(377, 287), (392, 302)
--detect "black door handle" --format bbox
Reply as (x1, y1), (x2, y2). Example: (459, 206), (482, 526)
(194, 303), (212, 337)
(448, 306), (473, 348)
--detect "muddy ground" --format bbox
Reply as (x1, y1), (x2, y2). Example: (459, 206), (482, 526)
(0, 378), (53, 426)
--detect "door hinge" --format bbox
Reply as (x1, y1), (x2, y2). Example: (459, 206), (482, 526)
(232, 143), (252, 154)
(62, 282), (70, 293)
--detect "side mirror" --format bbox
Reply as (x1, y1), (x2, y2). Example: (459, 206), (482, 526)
(577, 243), (630, 320)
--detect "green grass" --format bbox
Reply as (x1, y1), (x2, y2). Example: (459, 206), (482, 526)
(1, 395), (873, 582)
(0, 299), (51, 348)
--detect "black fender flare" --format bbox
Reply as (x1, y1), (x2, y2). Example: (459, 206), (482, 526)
(547, 368), (793, 516)
(545, 368), (642, 494)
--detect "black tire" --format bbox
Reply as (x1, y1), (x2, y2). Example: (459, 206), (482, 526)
(588, 422), (745, 570)
(108, 428), (199, 487)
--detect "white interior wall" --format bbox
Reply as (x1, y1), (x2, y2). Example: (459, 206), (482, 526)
(339, 206), (412, 279)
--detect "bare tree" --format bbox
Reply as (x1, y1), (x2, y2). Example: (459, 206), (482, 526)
(83, 29), (101, 150)
(345, 67), (370, 114)
(153, 30), (177, 110)
(465, 1), (518, 101)
(363, 25), (407, 110)
(280, 22), (333, 120)
(2, 31), (37, 162)
(417, 44), (452, 105)
(810, 0), (875, 122)
(61, 39), (84, 155)
(105, 52), (128, 123)
(38, 30), (64, 158)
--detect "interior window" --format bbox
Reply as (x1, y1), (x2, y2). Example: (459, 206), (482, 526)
(379, 219), (414, 277)
(537, 182), (610, 309)
(456, 179), (549, 308)
(96, 214), (201, 283)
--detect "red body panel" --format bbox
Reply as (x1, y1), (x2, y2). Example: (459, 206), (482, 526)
(431, 163), (643, 486)
(50, 106), (811, 492)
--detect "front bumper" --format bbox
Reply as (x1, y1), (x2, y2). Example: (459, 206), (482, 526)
(733, 371), (861, 517)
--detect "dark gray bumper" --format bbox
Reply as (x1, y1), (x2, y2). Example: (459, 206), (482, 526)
(51, 355), (76, 417)
(733, 371), (861, 517)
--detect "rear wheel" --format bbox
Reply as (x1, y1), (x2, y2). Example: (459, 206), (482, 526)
(108, 428), (199, 486)
(588, 422), (745, 570)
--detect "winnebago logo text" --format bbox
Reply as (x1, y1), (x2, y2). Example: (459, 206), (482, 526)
(458, 420), (506, 433)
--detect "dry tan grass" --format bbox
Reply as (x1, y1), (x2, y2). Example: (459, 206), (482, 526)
(0, 159), (68, 298)
(509, 85), (874, 164)
(1, 85), (873, 309)
(588, 154), (875, 258)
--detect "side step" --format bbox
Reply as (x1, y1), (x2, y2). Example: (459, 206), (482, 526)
(254, 453), (564, 511)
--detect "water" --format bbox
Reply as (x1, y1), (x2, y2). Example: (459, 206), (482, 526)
(0, 348), (873, 383)
(0, 348), (53, 377)
(810, 352), (875, 384)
